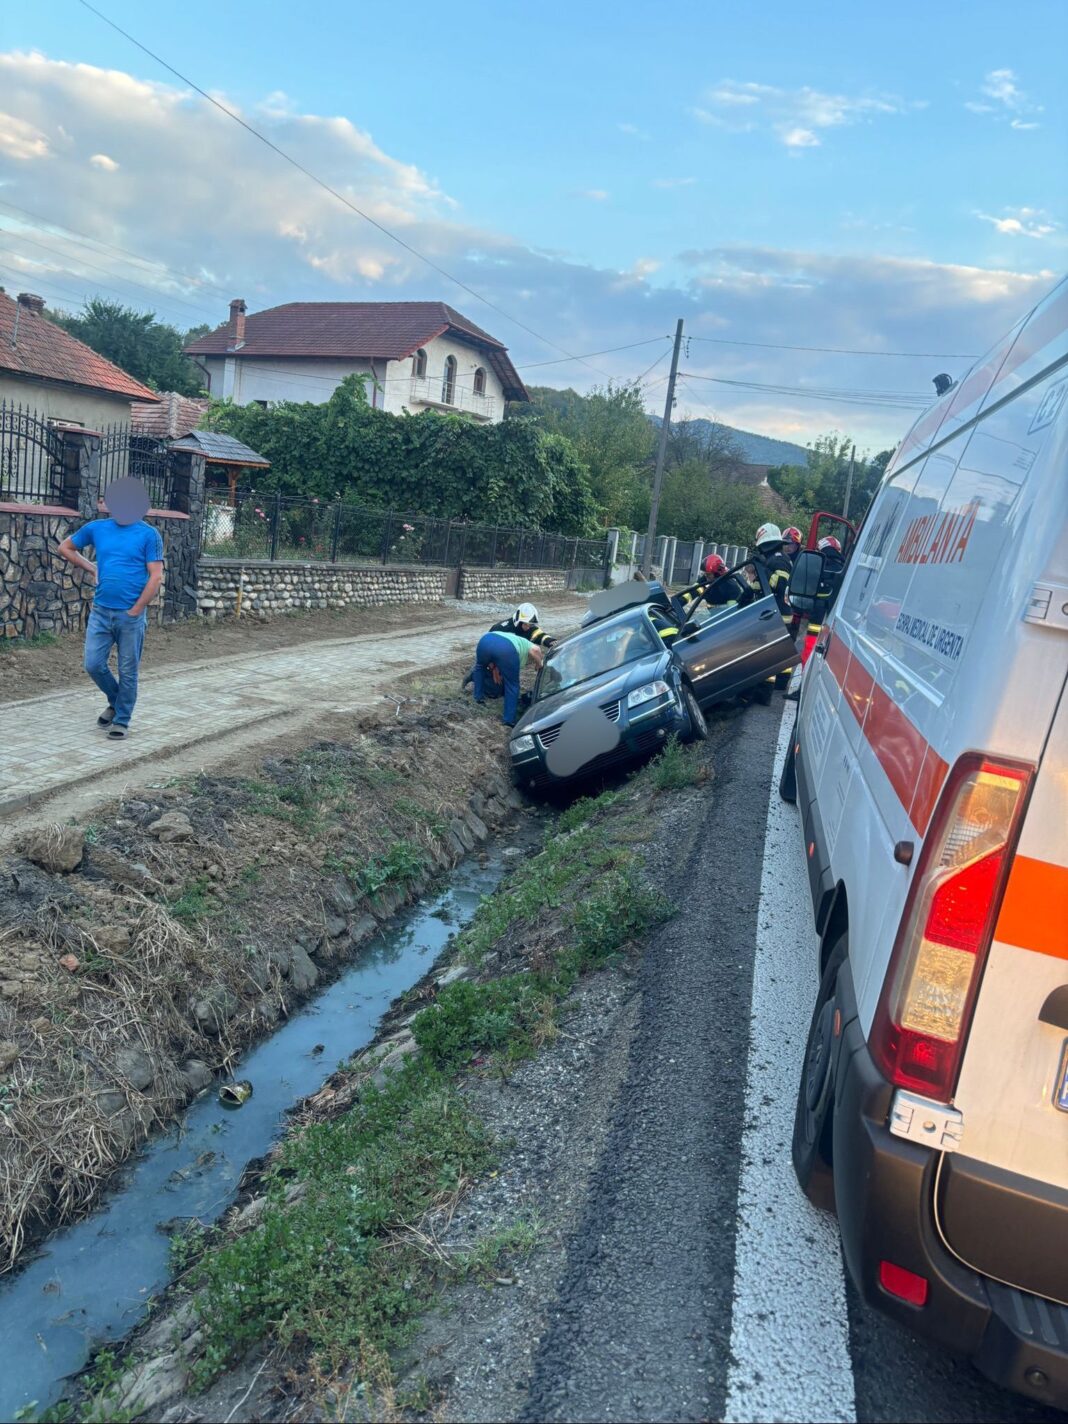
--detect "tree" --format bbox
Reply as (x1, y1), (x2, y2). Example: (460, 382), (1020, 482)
(524, 382), (655, 527)
(52, 299), (207, 396)
(767, 432), (890, 530)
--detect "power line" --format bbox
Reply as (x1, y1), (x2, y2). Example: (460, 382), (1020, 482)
(679, 371), (931, 411)
(77, 0), (614, 379)
(686, 333), (977, 359)
(0, 245), (220, 328)
(0, 228), (220, 324)
(634, 346), (672, 386)
(517, 336), (670, 370)
(0, 199), (238, 303)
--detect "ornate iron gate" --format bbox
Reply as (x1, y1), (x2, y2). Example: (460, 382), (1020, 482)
(0, 401), (66, 504)
(99, 425), (174, 509)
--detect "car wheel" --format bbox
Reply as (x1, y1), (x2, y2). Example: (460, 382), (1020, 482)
(792, 937), (845, 1213)
(682, 684), (708, 742)
(779, 717), (798, 803)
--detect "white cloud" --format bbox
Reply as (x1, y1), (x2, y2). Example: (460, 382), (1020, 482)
(977, 207), (1058, 239)
(782, 127), (819, 149)
(578, 188), (609, 201)
(652, 176), (697, 189)
(89, 152), (119, 171)
(617, 121), (649, 140)
(967, 68), (1042, 126)
(693, 78), (919, 147)
(0, 50), (1054, 452)
(0, 110), (49, 160)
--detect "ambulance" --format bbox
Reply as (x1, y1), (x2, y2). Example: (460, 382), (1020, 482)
(782, 274), (1068, 1408)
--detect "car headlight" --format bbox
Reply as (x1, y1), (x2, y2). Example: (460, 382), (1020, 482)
(510, 734), (536, 755)
(627, 680), (672, 708)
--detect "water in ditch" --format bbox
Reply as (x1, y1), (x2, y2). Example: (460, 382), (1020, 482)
(0, 849), (507, 1420)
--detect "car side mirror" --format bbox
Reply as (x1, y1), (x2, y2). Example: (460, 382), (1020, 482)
(787, 550), (824, 615)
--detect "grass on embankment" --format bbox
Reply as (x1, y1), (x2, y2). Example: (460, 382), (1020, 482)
(60, 738), (704, 1420)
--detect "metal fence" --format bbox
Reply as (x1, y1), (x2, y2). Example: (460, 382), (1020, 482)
(0, 401), (66, 504)
(202, 491), (611, 574)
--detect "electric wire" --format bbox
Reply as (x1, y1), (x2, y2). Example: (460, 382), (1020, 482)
(76, 0), (615, 379)
(679, 371), (931, 410)
(686, 333), (977, 359)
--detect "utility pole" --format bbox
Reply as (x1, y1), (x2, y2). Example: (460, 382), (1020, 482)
(645, 318), (684, 569)
(842, 443), (856, 520)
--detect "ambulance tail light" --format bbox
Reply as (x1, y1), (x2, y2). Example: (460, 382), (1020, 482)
(872, 755), (1032, 1103)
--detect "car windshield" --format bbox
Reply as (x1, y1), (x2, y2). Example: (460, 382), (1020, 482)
(537, 617), (661, 698)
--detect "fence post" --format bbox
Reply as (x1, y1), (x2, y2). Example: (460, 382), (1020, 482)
(690, 541), (705, 583)
(490, 523), (499, 568)
(459, 523), (468, 566)
(380, 510), (394, 564)
(604, 531), (618, 588)
(330, 500), (342, 563)
(269, 493), (281, 561)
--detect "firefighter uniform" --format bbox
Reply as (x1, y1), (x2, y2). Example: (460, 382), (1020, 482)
(488, 615), (554, 648)
(677, 572), (752, 612)
(753, 527), (799, 696)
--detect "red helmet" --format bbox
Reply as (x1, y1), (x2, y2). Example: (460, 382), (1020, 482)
(702, 553), (728, 578)
(818, 535), (842, 554)
(783, 526), (802, 545)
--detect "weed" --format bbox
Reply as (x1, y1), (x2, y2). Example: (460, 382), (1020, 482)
(412, 976), (553, 1070)
(556, 787), (621, 833)
(645, 736), (702, 791)
(394, 797), (447, 836)
(570, 871), (672, 968)
(324, 840), (427, 896)
(8, 631), (59, 652)
(457, 1216), (542, 1280)
(169, 877), (213, 922)
(169, 1221), (208, 1275)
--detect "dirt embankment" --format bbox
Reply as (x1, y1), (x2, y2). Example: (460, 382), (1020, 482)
(77, 736), (718, 1424)
(0, 672), (521, 1274)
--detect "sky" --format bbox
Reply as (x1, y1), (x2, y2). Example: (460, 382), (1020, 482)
(0, 0), (1065, 452)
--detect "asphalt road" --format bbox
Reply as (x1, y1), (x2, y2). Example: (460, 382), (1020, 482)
(518, 701), (1064, 1424)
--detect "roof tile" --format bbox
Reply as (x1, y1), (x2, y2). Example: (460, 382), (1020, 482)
(0, 292), (159, 402)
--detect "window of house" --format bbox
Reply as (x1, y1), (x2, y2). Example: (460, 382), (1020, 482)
(412, 348), (427, 379)
(252, 399), (269, 409)
(441, 354), (457, 405)
(473, 366), (487, 396)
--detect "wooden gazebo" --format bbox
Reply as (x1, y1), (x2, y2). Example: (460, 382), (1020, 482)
(169, 429), (270, 504)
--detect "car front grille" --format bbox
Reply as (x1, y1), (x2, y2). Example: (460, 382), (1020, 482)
(537, 699), (620, 748)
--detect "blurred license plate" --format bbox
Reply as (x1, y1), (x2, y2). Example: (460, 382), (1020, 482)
(1057, 1042), (1068, 1113)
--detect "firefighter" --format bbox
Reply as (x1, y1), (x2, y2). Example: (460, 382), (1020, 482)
(753, 522), (799, 697)
(677, 553), (753, 615)
(782, 526), (803, 564)
(815, 535), (847, 620)
(462, 602), (553, 692)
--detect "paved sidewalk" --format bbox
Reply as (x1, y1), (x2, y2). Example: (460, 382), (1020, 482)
(0, 610), (536, 819)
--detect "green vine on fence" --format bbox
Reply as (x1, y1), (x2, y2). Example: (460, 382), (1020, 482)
(202, 376), (600, 535)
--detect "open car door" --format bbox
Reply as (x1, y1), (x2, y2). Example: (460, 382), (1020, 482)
(671, 561), (795, 704)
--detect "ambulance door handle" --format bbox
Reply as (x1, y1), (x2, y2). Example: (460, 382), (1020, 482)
(759, 609), (775, 620)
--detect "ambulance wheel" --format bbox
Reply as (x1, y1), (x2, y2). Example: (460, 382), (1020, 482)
(682, 684), (708, 742)
(779, 718), (798, 803)
(792, 939), (845, 1214)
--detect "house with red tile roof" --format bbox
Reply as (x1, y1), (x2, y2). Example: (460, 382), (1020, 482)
(0, 289), (159, 428)
(184, 299), (528, 423)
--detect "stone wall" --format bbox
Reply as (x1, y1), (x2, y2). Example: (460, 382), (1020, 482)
(196, 560), (448, 618)
(456, 567), (569, 603)
(0, 509), (200, 639)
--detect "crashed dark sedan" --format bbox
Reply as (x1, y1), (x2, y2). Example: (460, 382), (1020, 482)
(509, 564), (796, 791)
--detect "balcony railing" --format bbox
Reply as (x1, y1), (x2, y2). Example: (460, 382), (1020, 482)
(408, 376), (497, 420)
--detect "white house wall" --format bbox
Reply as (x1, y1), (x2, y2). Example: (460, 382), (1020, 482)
(200, 334), (507, 423)
(0, 375), (134, 430)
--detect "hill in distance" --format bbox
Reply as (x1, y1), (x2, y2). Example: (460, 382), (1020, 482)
(653, 414), (810, 467)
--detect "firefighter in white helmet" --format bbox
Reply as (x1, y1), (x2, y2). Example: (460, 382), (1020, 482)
(753, 522), (799, 698)
(462, 602), (555, 692)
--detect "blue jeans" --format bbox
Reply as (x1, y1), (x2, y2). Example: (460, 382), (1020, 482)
(472, 632), (521, 724)
(84, 606), (147, 727)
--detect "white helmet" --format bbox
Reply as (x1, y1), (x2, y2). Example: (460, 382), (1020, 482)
(514, 602), (539, 625)
(755, 522), (783, 549)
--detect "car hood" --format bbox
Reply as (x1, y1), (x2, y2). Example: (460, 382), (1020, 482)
(514, 652), (671, 735)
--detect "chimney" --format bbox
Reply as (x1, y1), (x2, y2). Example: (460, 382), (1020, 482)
(228, 298), (247, 347)
(17, 293), (45, 316)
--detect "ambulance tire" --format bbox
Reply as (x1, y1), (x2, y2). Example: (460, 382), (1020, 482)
(682, 684), (708, 742)
(792, 937), (846, 1214)
(779, 718), (798, 803)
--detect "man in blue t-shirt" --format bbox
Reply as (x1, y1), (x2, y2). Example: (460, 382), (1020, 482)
(57, 478), (164, 739)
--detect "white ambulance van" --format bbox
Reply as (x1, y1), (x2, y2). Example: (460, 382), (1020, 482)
(782, 274), (1068, 1408)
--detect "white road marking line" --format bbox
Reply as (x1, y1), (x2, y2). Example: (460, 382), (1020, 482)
(724, 707), (856, 1424)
